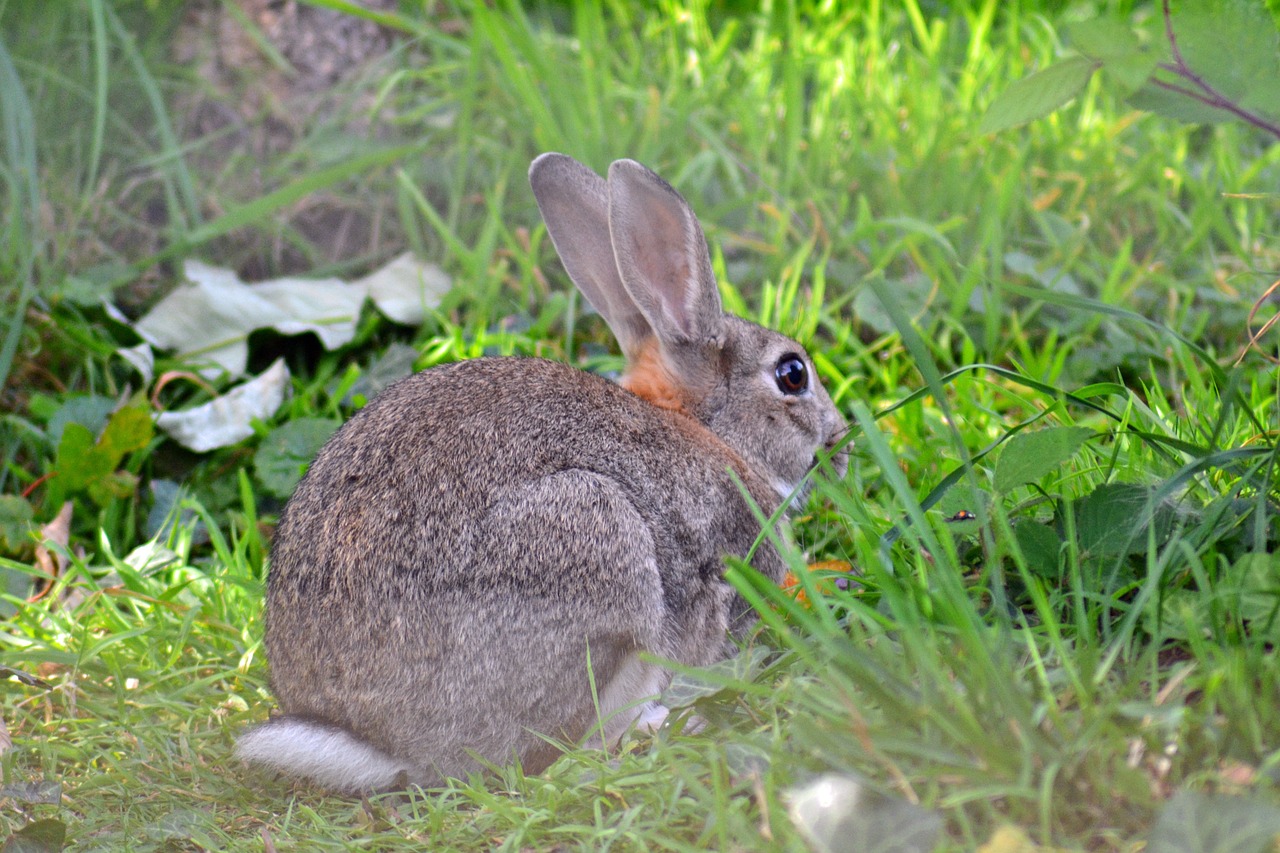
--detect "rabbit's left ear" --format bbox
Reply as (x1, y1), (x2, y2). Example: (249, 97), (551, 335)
(606, 159), (725, 351)
(530, 153), (655, 361)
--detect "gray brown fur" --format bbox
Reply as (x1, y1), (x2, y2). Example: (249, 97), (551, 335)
(237, 154), (848, 793)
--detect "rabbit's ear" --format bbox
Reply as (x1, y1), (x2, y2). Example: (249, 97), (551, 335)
(606, 160), (725, 350)
(529, 153), (654, 360)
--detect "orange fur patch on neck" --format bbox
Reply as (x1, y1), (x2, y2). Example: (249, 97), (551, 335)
(620, 341), (688, 413)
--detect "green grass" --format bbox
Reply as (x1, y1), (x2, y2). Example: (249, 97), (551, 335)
(2, 0), (1279, 850)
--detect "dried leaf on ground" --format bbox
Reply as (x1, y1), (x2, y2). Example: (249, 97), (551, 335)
(130, 254), (449, 378)
(154, 358), (290, 452)
(33, 503), (73, 583)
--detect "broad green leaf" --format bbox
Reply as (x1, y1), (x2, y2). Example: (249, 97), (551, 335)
(723, 741), (770, 779)
(341, 342), (420, 406)
(145, 479), (207, 544)
(1013, 520), (1062, 579)
(97, 405), (153, 462)
(1101, 53), (1160, 95)
(86, 470), (138, 508)
(44, 394), (114, 448)
(1066, 17), (1141, 60)
(1230, 552), (1280, 625)
(1147, 790), (1280, 853)
(1168, 1), (1280, 104)
(979, 56), (1099, 133)
(143, 807), (221, 849)
(49, 408), (150, 508)
(1073, 483), (1159, 559)
(1153, 552), (1280, 641)
(51, 423), (113, 505)
(1130, 0), (1280, 125)
(994, 426), (1092, 494)
(1, 817), (66, 853)
(1003, 250), (1081, 294)
(0, 495), (34, 554)
(935, 483), (991, 520)
(1, 561), (32, 617)
(1148, 589), (1199, 640)
(661, 646), (772, 708)
(254, 417), (342, 499)
(1065, 17), (1156, 93)
(1127, 81), (1238, 125)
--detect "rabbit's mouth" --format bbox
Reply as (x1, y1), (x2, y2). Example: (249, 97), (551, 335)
(774, 442), (848, 505)
(818, 435), (851, 480)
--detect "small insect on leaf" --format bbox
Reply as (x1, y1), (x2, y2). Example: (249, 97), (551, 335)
(782, 560), (857, 606)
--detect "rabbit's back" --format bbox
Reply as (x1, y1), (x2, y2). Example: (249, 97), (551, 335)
(267, 356), (774, 595)
(263, 356), (781, 781)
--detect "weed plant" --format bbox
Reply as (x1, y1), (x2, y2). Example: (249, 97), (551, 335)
(1, 1), (1278, 850)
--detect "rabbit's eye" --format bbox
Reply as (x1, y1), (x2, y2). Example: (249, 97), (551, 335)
(774, 355), (808, 395)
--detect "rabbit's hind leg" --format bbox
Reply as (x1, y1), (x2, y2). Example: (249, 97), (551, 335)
(458, 468), (671, 771)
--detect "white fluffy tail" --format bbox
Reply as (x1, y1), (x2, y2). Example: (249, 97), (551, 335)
(235, 716), (413, 794)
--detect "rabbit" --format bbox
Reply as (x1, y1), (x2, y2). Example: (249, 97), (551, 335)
(235, 153), (849, 794)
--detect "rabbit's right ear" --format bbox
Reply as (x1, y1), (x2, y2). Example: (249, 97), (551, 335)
(606, 160), (725, 352)
(529, 153), (654, 360)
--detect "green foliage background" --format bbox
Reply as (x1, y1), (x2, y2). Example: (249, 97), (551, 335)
(1, 0), (1278, 850)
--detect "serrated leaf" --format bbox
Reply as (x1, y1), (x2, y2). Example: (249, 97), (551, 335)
(1168, 1), (1280, 104)
(1230, 552), (1280, 625)
(1065, 18), (1157, 95)
(1129, 1), (1280, 126)
(1073, 483), (1157, 558)
(980, 56), (1099, 133)
(1066, 17), (1141, 61)
(1013, 520), (1062, 579)
(1, 817), (66, 853)
(254, 417), (342, 499)
(723, 741), (771, 779)
(50, 423), (112, 508)
(1127, 81), (1238, 125)
(1101, 53), (1160, 95)
(661, 646), (772, 708)
(1146, 790), (1280, 853)
(44, 395), (114, 449)
(0, 782), (62, 806)
(935, 483), (992, 520)
(50, 407), (151, 509)
(341, 343), (420, 405)
(994, 426), (1092, 494)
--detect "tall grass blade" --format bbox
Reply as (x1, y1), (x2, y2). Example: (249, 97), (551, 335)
(0, 29), (39, 395)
